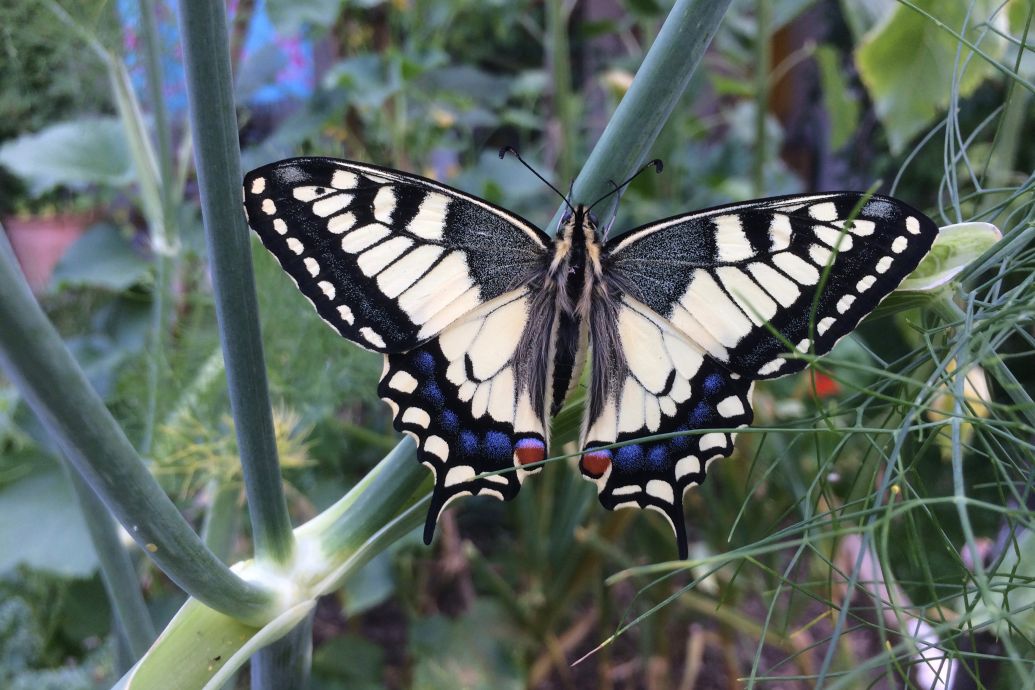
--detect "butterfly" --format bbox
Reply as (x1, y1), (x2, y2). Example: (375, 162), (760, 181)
(242, 155), (937, 559)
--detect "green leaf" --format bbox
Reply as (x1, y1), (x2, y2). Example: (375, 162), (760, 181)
(815, 45), (860, 150)
(51, 224), (151, 291)
(967, 528), (1035, 637)
(899, 222), (1002, 291)
(0, 118), (133, 195)
(0, 466), (98, 577)
(855, 0), (1006, 153)
(265, 0), (343, 33)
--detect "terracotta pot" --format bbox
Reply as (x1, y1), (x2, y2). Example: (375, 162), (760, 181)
(2, 212), (94, 292)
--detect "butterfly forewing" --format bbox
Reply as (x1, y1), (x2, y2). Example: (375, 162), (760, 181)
(604, 193), (938, 378)
(243, 157), (551, 353)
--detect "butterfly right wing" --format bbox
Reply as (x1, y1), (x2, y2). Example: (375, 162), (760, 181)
(244, 157), (551, 353)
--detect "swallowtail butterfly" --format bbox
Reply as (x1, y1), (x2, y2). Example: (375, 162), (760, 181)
(243, 156), (937, 559)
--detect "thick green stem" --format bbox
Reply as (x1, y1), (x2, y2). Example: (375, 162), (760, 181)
(250, 612), (313, 690)
(65, 465), (156, 664)
(547, 0), (576, 182)
(177, 0), (295, 565)
(0, 231), (274, 623)
(138, 0), (177, 456)
(564, 0), (733, 214)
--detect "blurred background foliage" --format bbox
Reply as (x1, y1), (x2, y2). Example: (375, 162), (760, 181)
(0, 0), (1033, 688)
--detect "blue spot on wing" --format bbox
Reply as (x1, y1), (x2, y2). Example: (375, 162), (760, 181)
(414, 352), (435, 375)
(703, 373), (723, 395)
(690, 401), (712, 426)
(615, 444), (645, 471)
(484, 431), (511, 463)
(460, 431), (478, 456)
(421, 381), (445, 407)
(439, 409), (459, 433)
(648, 445), (667, 470)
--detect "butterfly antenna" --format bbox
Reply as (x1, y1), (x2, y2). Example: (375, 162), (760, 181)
(587, 158), (664, 213)
(499, 146), (574, 214)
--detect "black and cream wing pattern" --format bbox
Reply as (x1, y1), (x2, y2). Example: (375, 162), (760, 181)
(244, 156), (938, 559)
(579, 194), (937, 555)
(243, 158), (555, 541)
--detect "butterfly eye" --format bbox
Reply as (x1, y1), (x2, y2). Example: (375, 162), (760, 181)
(560, 210), (573, 224)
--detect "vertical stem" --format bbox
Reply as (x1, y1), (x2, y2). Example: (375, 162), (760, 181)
(138, 0), (177, 455)
(249, 613), (314, 690)
(549, 0), (734, 228)
(177, 0), (295, 565)
(547, 0), (576, 182)
(752, 0), (770, 197)
(65, 465), (156, 665)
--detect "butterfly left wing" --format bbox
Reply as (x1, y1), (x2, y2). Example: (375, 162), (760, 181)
(243, 157), (556, 542)
(581, 193), (937, 558)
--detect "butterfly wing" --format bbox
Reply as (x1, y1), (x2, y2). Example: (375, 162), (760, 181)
(243, 157), (551, 352)
(604, 193), (938, 378)
(243, 157), (554, 541)
(582, 193), (937, 557)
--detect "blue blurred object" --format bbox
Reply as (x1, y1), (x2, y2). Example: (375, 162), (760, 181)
(118, 0), (315, 118)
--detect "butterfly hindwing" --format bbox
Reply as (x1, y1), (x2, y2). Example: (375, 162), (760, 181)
(604, 193), (938, 379)
(378, 288), (552, 542)
(244, 157), (551, 353)
(581, 297), (753, 559)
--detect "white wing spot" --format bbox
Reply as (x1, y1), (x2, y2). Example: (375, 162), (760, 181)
(330, 170), (358, 189)
(262, 199), (277, 215)
(716, 396), (745, 418)
(304, 258), (320, 277)
(876, 256), (893, 273)
(337, 305), (354, 324)
(714, 214), (754, 262)
(809, 244), (833, 267)
(328, 212), (356, 234)
(250, 177), (265, 194)
(772, 252), (820, 285)
(360, 327), (386, 348)
(445, 465), (475, 487)
(700, 433), (727, 452)
(273, 218), (287, 235)
(373, 187), (397, 224)
(408, 192), (450, 240)
(357, 236), (413, 277)
(388, 370), (418, 393)
(612, 485), (640, 497)
(769, 214), (793, 251)
(424, 435), (449, 461)
(906, 216), (921, 234)
(402, 406), (430, 428)
(675, 455), (701, 479)
(809, 202), (838, 221)
(891, 236), (908, 254)
(797, 338), (811, 352)
(837, 294), (856, 313)
(286, 237), (304, 255)
(758, 357), (785, 376)
(317, 281), (335, 300)
(814, 225), (853, 251)
(856, 275), (876, 292)
(312, 193), (353, 218)
(817, 316), (837, 335)
(843, 219), (875, 236)
(646, 480), (674, 504)
(341, 223), (390, 253)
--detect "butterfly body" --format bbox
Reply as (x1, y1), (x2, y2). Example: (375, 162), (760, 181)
(244, 157), (937, 558)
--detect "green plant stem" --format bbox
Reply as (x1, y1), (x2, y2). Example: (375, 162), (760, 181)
(558, 0), (733, 222)
(0, 230), (274, 623)
(177, 0), (295, 565)
(547, 0), (576, 182)
(249, 612), (313, 690)
(753, 0), (770, 197)
(65, 464), (156, 665)
(138, 0), (177, 456)
(201, 480), (242, 563)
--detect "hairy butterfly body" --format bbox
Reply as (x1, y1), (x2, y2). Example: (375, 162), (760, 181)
(244, 156), (937, 559)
